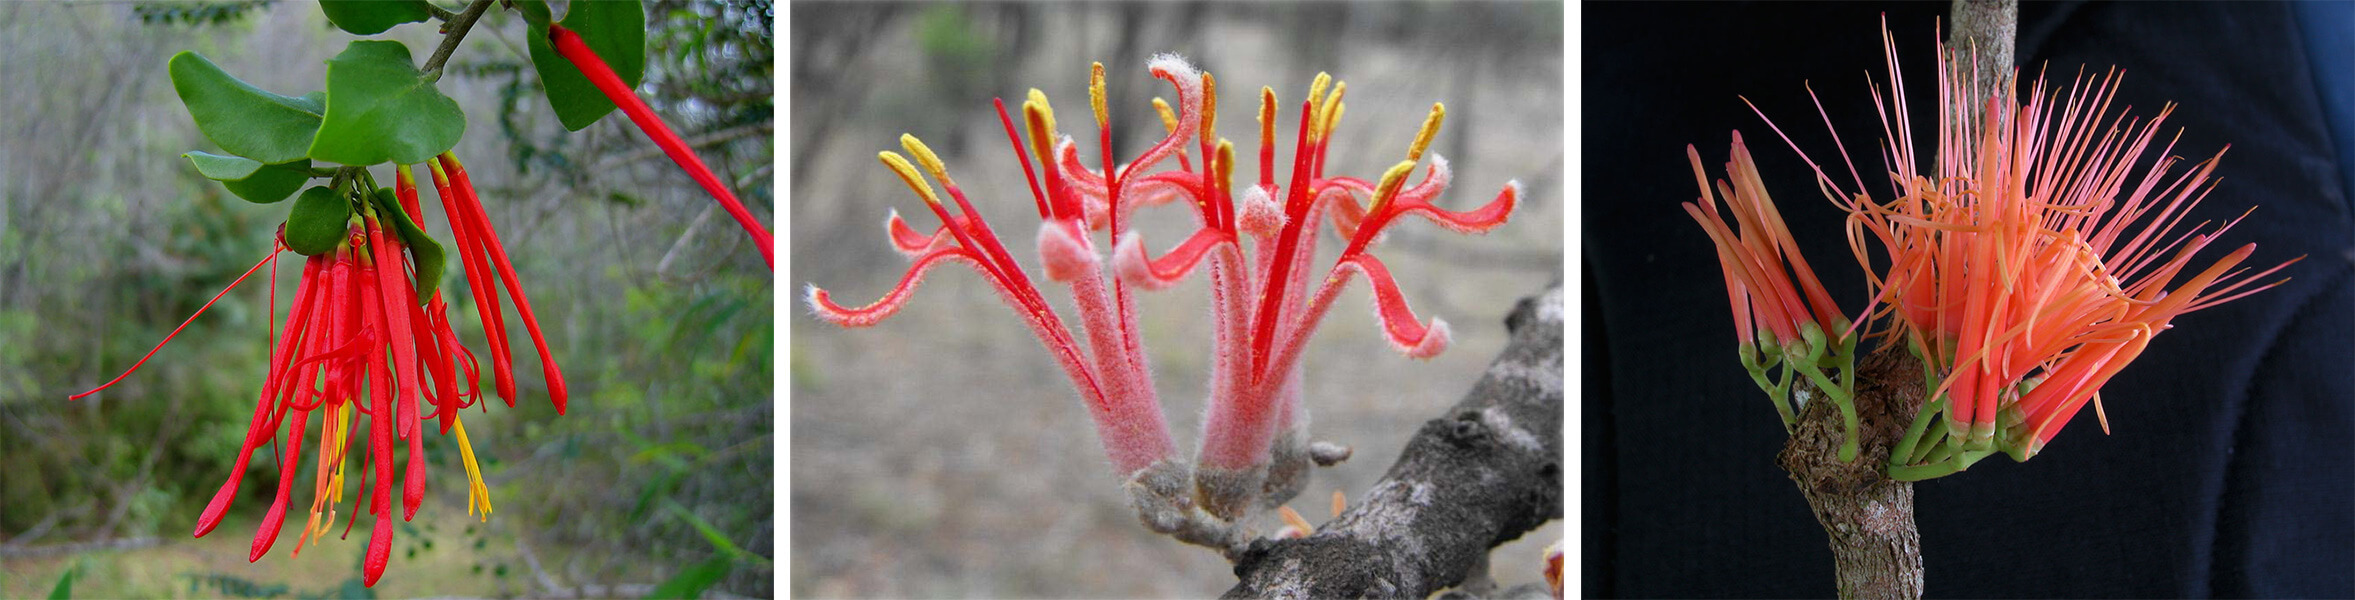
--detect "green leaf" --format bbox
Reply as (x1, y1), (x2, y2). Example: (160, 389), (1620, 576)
(224, 160), (314, 204)
(184, 151), (262, 180)
(285, 186), (352, 256)
(185, 152), (313, 203)
(370, 188), (445, 304)
(640, 555), (730, 600)
(169, 52), (325, 164)
(309, 40), (465, 166)
(526, 0), (645, 131)
(318, 0), (430, 35)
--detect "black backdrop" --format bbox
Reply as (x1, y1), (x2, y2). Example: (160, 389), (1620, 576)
(1583, 2), (2355, 597)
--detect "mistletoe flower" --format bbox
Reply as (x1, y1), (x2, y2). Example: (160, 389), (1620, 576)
(1729, 25), (2300, 479)
(809, 54), (1516, 543)
(422, 155), (568, 415)
(71, 173), (517, 587)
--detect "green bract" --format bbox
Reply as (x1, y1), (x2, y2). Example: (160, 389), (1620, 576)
(285, 186), (352, 256)
(371, 188), (445, 304)
(168, 52), (325, 165)
(318, 0), (431, 36)
(523, 0), (647, 131)
(310, 40), (466, 166)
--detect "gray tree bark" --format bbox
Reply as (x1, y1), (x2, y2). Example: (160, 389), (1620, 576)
(1224, 283), (1562, 599)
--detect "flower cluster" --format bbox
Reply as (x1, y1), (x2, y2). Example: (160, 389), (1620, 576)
(72, 154), (563, 586)
(808, 54), (1515, 544)
(1691, 25), (2297, 479)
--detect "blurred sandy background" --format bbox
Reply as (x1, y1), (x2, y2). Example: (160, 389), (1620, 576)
(788, 2), (1563, 597)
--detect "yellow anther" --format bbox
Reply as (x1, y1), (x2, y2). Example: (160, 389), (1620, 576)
(1023, 97), (1058, 168)
(1258, 86), (1277, 149)
(1306, 72), (1332, 140)
(1215, 138), (1236, 190)
(1366, 159), (1417, 216)
(1321, 101), (1346, 144)
(1408, 102), (1446, 162)
(1089, 62), (1109, 129)
(1318, 81), (1346, 139)
(1153, 97), (1179, 134)
(454, 413), (492, 520)
(899, 134), (955, 188)
(1201, 72), (1218, 142)
(878, 151), (943, 206)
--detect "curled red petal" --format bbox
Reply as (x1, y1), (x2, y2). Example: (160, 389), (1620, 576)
(884, 209), (954, 257)
(1398, 179), (1518, 234)
(1335, 254), (1451, 358)
(1113, 228), (1231, 290)
(805, 248), (978, 327)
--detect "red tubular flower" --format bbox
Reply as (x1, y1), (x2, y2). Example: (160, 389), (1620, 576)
(71, 177), (516, 586)
(427, 154), (568, 415)
(1731, 23), (2302, 477)
(812, 55), (1517, 534)
(547, 24), (772, 267)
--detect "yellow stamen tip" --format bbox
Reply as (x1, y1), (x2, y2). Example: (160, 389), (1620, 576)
(1306, 73), (1332, 140)
(1257, 86), (1278, 146)
(1322, 100), (1346, 143)
(1152, 97), (1179, 134)
(878, 151), (942, 206)
(1201, 72), (1219, 141)
(1368, 159), (1416, 214)
(1089, 62), (1109, 129)
(1215, 138), (1236, 188)
(899, 134), (954, 188)
(1409, 102), (1446, 162)
(1022, 101), (1058, 167)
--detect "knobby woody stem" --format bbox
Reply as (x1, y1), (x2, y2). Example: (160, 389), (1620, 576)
(1224, 283), (1561, 599)
(1950, 0), (2018, 98)
(1780, 351), (1927, 599)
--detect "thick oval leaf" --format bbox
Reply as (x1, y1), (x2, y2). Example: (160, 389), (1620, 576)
(285, 186), (352, 256)
(526, 0), (645, 131)
(309, 41), (465, 166)
(184, 151), (262, 181)
(169, 52), (324, 164)
(371, 188), (445, 304)
(223, 159), (315, 204)
(318, 0), (430, 35)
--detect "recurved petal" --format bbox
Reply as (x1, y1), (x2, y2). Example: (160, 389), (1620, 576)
(883, 209), (955, 257)
(806, 248), (979, 327)
(1399, 179), (1519, 234)
(1113, 228), (1233, 290)
(1336, 254), (1451, 359)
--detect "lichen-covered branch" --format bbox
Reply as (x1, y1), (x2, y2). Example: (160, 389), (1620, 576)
(1224, 283), (1562, 599)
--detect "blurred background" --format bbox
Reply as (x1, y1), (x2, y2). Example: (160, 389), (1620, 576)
(789, 2), (1561, 597)
(0, 1), (773, 598)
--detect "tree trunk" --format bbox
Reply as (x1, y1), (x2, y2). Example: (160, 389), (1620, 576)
(1779, 352), (1928, 599)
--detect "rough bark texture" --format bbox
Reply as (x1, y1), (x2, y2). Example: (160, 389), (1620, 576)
(1779, 352), (1928, 599)
(1224, 283), (1563, 599)
(1950, 0), (2017, 93)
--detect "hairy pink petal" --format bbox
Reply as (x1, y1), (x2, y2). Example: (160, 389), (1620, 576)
(805, 248), (978, 327)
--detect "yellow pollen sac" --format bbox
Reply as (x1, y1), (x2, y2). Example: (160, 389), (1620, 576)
(1089, 62), (1109, 130)
(1201, 72), (1218, 141)
(1306, 73), (1332, 142)
(1215, 138), (1236, 191)
(1410, 103), (1446, 162)
(454, 413), (492, 520)
(1318, 81), (1347, 140)
(899, 134), (954, 188)
(1257, 86), (1278, 148)
(1367, 159), (1417, 215)
(1153, 97), (1179, 134)
(878, 151), (943, 206)
(1023, 98), (1059, 169)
